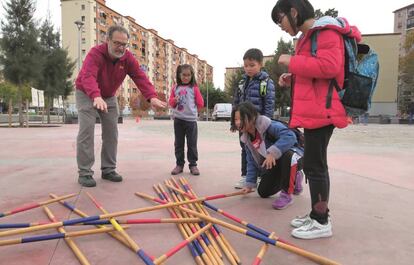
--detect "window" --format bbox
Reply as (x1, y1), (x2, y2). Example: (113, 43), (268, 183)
(408, 8), (414, 18)
(407, 18), (414, 29)
(82, 49), (86, 55)
(81, 16), (85, 22)
(81, 4), (85, 10)
(82, 38), (86, 44)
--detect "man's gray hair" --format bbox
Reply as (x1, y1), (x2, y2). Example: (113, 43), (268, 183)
(107, 25), (130, 39)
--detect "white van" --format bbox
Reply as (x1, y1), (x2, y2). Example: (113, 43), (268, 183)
(212, 103), (232, 121)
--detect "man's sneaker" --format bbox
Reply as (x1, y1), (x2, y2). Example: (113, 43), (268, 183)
(101, 171), (123, 182)
(291, 218), (333, 239)
(272, 191), (293, 210)
(294, 170), (304, 195)
(78, 175), (96, 187)
(234, 176), (246, 189)
(171, 165), (183, 175)
(291, 214), (312, 228)
(189, 166), (200, 175)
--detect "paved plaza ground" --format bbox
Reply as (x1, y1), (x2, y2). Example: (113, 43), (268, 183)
(0, 119), (413, 265)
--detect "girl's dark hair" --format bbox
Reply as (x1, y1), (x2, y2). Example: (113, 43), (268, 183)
(230, 102), (259, 132)
(176, 64), (197, 86)
(271, 0), (314, 29)
(243, 48), (264, 64)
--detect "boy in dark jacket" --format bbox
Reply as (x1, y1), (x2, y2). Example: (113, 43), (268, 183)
(233, 48), (275, 189)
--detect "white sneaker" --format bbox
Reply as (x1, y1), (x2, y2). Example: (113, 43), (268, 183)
(234, 176), (246, 189)
(291, 219), (333, 239)
(290, 214), (312, 228)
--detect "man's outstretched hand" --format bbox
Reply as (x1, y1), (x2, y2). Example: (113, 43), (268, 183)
(150, 98), (167, 109)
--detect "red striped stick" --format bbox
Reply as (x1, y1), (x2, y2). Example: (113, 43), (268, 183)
(85, 192), (154, 264)
(153, 223), (212, 265)
(0, 193), (76, 218)
(0, 195), (223, 238)
(156, 184), (214, 265)
(152, 185), (205, 265)
(164, 180), (223, 265)
(169, 178), (223, 261)
(176, 177), (240, 265)
(252, 232), (275, 265)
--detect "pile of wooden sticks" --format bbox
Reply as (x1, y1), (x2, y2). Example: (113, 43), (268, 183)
(0, 177), (340, 265)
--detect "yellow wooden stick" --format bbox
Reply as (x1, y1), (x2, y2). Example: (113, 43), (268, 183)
(49, 193), (131, 249)
(43, 206), (91, 265)
(179, 177), (240, 265)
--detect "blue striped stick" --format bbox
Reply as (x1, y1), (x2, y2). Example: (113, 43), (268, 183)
(168, 178), (224, 260)
(50, 193), (131, 249)
(43, 206), (91, 265)
(179, 207), (340, 265)
(163, 180), (223, 265)
(0, 226), (126, 247)
(0, 194), (222, 238)
(153, 185), (206, 265)
(172, 177), (239, 265)
(178, 178), (298, 248)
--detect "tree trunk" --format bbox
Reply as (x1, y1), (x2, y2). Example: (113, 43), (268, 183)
(46, 96), (51, 124)
(18, 85), (23, 127)
(8, 98), (12, 128)
(25, 98), (29, 128)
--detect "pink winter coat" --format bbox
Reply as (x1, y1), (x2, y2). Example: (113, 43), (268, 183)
(288, 17), (361, 129)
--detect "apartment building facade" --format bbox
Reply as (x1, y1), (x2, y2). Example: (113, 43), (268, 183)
(61, 0), (213, 110)
(393, 3), (414, 109)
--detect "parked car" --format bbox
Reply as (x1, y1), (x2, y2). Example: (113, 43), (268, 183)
(212, 103), (232, 121)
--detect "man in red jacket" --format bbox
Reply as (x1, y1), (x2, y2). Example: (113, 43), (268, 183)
(75, 25), (166, 187)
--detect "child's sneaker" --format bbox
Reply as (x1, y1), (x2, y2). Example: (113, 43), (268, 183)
(290, 214), (312, 228)
(234, 176), (246, 189)
(272, 191), (293, 209)
(294, 170), (304, 195)
(291, 218), (333, 239)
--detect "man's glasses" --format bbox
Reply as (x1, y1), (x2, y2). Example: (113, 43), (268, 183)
(111, 40), (129, 48)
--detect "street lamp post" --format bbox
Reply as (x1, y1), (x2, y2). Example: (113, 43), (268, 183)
(74, 20), (84, 72)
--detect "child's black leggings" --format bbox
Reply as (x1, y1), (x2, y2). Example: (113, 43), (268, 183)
(257, 150), (295, 198)
(303, 125), (334, 224)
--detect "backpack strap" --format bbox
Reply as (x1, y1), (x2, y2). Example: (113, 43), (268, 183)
(310, 30), (320, 57)
(311, 29), (342, 109)
(259, 77), (269, 97)
(326, 79), (341, 109)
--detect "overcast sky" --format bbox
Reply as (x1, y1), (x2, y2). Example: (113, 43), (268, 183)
(2, 0), (413, 88)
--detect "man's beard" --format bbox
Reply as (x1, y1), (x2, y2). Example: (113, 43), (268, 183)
(108, 44), (125, 59)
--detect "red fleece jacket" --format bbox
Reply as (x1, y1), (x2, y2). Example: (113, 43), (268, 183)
(76, 43), (157, 100)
